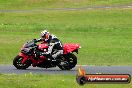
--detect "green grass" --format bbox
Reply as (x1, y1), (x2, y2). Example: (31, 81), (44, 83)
(0, 0), (132, 10)
(0, 9), (132, 65)
(0, 1), (132, 88)
(0, 0), (132, 65)
(0, 73), (131, 88)
(0, 8), (132, 65)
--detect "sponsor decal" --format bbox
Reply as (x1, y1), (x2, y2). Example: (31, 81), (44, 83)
(76, 67), (131, 85)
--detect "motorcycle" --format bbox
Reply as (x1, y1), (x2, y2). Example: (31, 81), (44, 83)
(13, 39), (81, 70)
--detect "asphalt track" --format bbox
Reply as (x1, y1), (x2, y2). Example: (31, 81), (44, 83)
(0, 4), (132, 75)
(0, 4), (132, 13)
(0, 65), (132, 75)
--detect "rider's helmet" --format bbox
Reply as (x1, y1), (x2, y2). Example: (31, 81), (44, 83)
(40, 30), (50, 42)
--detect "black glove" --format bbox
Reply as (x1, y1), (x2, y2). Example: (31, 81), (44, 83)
(32, 39), (37, 43)
(37, 38), (42, 42)
(33, 38), (42, 43)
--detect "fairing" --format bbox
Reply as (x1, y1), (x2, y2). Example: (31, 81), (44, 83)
(37, 43), (48, 50)
(63, 43), (80, 54)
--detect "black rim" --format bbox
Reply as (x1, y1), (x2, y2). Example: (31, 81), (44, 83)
(59, 54), (76, 70)
(16, 57), (26, 67)
(68, 57), (75, 67)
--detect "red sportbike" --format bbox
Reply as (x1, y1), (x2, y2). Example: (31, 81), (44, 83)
(13, 39), (81, 70)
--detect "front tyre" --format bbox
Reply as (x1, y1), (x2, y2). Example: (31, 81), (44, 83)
(58, 53), (77, 70)
(13, 55), (31, 69)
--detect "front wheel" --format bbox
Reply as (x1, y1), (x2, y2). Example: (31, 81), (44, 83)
(13, 55), (32, 69)
(58, 53), (77, 70)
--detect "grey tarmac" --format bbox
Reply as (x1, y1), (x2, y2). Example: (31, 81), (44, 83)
(0, 65), (132, 75)
(0, 4), (132, 13)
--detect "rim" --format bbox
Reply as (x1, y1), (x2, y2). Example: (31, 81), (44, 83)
(60, 56), (76, 69)
(68, 57), (76, 68)
(16, 57), (26, 67)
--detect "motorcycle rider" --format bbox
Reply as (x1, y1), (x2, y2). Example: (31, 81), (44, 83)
(36, 30), (63, 61)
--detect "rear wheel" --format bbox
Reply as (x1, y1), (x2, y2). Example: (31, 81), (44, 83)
(13, 55), (32, 69)
(58, 53), (77, 70)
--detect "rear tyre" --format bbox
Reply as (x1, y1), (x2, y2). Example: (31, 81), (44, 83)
(58, 53), (77, 70)
(13, 55), (32, 69)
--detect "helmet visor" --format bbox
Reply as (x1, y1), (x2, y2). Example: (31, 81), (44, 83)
(41, 34), (49, 40)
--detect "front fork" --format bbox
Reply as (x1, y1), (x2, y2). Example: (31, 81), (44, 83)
(19, 52), (47, 67)
(19, 52), (37, 65)
(19, 52), (29, 64)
